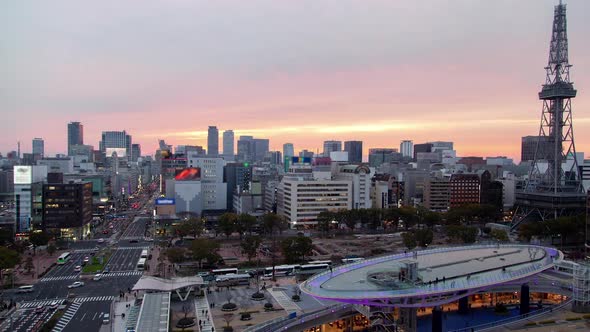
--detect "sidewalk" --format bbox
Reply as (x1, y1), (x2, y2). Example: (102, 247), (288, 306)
(13, 249), (66, 285)
(111, 298), (135, 332)
(194, 295), (215, 332)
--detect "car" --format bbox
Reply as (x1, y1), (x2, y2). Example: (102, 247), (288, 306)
(67, 281), (85, 289)
(97, 238), (105, 244)
(103, 267), (110, 274)
(49, 301), (60, 310)
(17, 285), (35, 293)
(34, 305), (44, 314)
(74, 265), (81, 272)
(102, 230), (109, 234)
(83, 257), (90, 263)
(93, 274), (102, 281)
(129, 239), (139, 243)
(102, 313), (110, 324)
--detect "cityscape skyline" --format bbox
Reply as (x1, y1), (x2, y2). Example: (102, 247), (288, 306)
(3, 1), (590, 160)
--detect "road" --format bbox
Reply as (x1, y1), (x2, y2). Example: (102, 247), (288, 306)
(5, 189), (157, 331)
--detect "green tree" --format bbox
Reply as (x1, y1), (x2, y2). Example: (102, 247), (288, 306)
(0, 247), (20, 280)
(281, 235), (313, 263)
(24, 256), (34, 275)
(165, 247), (187, 264)
(190, 238), (220, 268)
(338, 210), (358, 232)
(218, 213), (238, 239)
(29, 231), (51, 254)
(445, 225), (478, 244)
(401, 232), (417, 250)
(415, 229), (434, 247)
(490, 229), (509, 242)
(47, 244), (57, 256)
(262, 213), (288, 236)
(316, 211), (335, 237)
(236, 214), (257, 239)
(240, 235), (262, 262)
(173, 218), (204, 238)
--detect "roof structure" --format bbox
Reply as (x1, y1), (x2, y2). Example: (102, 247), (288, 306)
(301, 244), (562, 308)
(132, 276), (205, 292)
(135, 292), (171, 332)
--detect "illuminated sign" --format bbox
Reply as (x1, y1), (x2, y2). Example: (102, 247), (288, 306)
(105, 148), (127, 158)
(155, 198), (175, 205)
(174, 167), (201, 181)
(14, 166), (32, 184)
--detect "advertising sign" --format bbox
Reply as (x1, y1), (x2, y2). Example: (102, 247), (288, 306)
(106, 147), (127, 158)
(174, 167), (201, 181)
(155, 198), (176, 205)
(14, 166), (32, 184)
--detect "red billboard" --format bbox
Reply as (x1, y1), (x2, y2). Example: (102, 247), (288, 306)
(174, 167), (201, 181)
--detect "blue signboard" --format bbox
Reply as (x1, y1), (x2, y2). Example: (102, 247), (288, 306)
(155, 198), (175, 205)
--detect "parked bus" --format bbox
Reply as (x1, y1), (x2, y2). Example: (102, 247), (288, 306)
(137, 258), (146, 271)
(57, 252), (71, 265)
(215, 274), (251, 287)
(140, 249), (148, 259)
(341, 257), (364, 264)
(308, 260), (333, 266)
(264, 265), (300, 277)
(297, 264), (329, 275)
(211, 268), (239, 276)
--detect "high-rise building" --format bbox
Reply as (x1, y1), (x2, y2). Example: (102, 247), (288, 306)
(67, 122), (83, 156)
(400, 140), (413, 158)
(368, 148), (400, 168)
(283, 143), (295, 158)
(100, 131), (132, 159)
(131, 144), (141, 162)
(237, 136), (269, 162)
(223, 130), (234, 156)
(207, 126), (219, 156)
(323, 140), (342, 156)
(344, 141), (363, 163)
(521, 136), (552, 162)
(413, 143), (432, 160)
(42, 182), (93, 240)
(224, 162), (252, 211)
(32, 138), (44, 157)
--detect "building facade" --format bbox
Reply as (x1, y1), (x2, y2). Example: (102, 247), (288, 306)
(334, 165), (373, 210)
(32, 138), (44, 157)
(67, 122), (83, 156)
(423, 177), (450, 212)
(400, 140), (413, 159)
(283, 143), (295, 158)
(344, 141), (363, 163)
(100, 131), (132, 160)
(449, 174), (480, 208)
(207, 126), (219, 156)
(323, 140), (342, 157)
(42, 182), (93, 240)
(222, 130), (234, 156)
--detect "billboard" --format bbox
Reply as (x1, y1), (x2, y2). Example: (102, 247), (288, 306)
(106, 147), (127, 158)
(174, 167), (201, 181)
(291, 157), (312, 164)
(155, 198), (176, 205)
(14, 166), (32, 184)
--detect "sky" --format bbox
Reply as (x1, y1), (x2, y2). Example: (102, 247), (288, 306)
(2, 0), (590, 162)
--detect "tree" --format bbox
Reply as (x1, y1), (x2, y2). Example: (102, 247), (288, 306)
(281, 235), (313, 263)
(173, 218), (204, 238)
(165, 247), (187, 264)
(236, 214), (257, 238)
(0, 247), (20, 280)
(490, 229), (509, 242)
(47, 243), (57, 256)
(338, 210), (357, 232)
(262, 213), (288, 236)
(29, 232), (51, 255)
(402, 232), (417, 250)
(415, 229), (433, 247)
(240, 236), (262, 262)
(0, 228), (14, 246)
(218, 213), (237, 239)
(222, 313), (235, 332)
(24, 256), (34, 275)
(190, 238), (220, 268)
(316, 211), (335, 237)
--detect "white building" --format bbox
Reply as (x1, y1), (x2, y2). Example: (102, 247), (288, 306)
(37, 157), (74, 174)
(400, 140), (413, 158)
(13, 165), (47, 232)
(334, 165), (374, 209)
(278, 178), (352, 228)
(497, 172), (516, 210)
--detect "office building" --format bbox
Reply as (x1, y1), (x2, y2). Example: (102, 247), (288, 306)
(131, 144), (141, 162)
(42, 182), (93, 240)
(400, 140), (413, 159)
(344, 141), (363, 163)
(14, 165), (48, 232)
(334, 165), (373, 209)
(176, 145), (206, 156)
(32, 138), (44, 157)
(323, 140), (342, 156)
(267, 151), (282, 165)
(237, 136), (269, 162)
(521, 136), (552, 162)
(224, 163), (252, 211)
(37, 157), (74, 174)
(223, 130), (234, 156)
(368, 148), (400, 168)
(69, 144), (93, 162)
(413, 143), (432, 160)
(67, 122), (83, 156)
(423, 177), (450, 212)
(449, 174), (480, 208)
(207, 126), (219, 156)
(100, 131), (132, 159)
(430, 141), (454, 152)
(283, 143), (295, 158)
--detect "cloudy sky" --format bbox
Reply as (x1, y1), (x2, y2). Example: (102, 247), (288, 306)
(2, 0), (589, 161)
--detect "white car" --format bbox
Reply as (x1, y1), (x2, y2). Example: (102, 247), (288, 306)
(67, 281), (85, 289)
(74, 265), (82, 272)
(97, 238), (105, 244)
(93, 274), (102, 281)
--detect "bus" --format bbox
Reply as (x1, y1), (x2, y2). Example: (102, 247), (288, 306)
(341, 257), (364, 264)
(57, 252), (71, 265)
(137, 258), (147, 271)
(140, 250), (148, 259)
(211, 268), (238, 276)
(264, 265), (300, 277)
(308, 260), (332, 266)
(215, 274), (251, 287)
(297, 264), (329, 275)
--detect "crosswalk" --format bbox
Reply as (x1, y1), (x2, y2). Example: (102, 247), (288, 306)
(74, 248), (99, 253)
(114, 246), (150, 250)
(20, 296), (116, 309)
(194, 294), (215, 332)
(103, 271), (143, 278)
(52, 301), (81, 332)
(121, 236), (143, 240)
(39, 275), (79, 282)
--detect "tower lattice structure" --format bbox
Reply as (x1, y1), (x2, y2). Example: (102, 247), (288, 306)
(512, 1), (585, 230)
